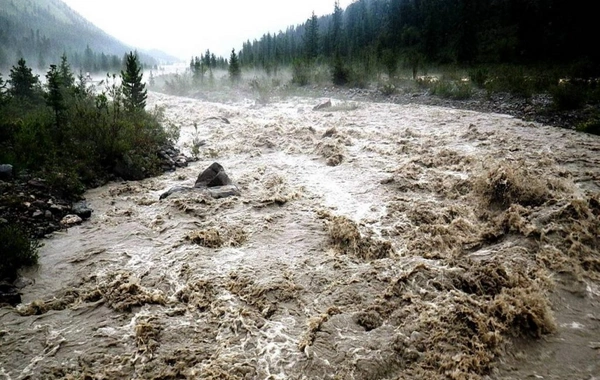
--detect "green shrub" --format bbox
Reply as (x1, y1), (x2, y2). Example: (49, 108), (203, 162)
(332, 56), (350, 86)
(429, 80), (473, 100)
(292, 60), (310, 86)
(0, 224), (39, 281)
(430, 80), (453, 97)
(550, 82), (586, 110)
(379, 82), (397, 96)
(577, 117), (600, 135)
(468, 67), (489, 88)
(486, 66), (533, 98)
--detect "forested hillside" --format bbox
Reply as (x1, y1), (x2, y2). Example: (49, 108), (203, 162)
(238, 0), (598, 76)
(0, 0), (177, 71)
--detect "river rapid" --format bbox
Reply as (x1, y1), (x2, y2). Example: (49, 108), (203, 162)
(1, 91), (599, 379)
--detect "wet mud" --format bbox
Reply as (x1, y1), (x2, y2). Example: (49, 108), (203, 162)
(1, 93), (599, 379)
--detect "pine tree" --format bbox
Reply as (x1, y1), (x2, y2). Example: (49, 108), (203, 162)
(121, 51), (147, 112)
(229, 48), (241, 83)
(45, 64), (67, 141)
(8, 58), (40, 100)
(58, 53), (75, 89)
(330, 1), (343, 57)
(304, 12), (320, 60)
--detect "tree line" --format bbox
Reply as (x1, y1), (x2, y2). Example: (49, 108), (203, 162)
(236, 0), (598, 77)
(0, 51), (169, 194)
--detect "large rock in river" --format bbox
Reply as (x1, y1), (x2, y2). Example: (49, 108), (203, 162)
(194, 162), (233, 188)
(160, 162), (239, 200)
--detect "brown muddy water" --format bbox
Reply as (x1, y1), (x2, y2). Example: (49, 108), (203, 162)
(1, 92), (599, 380)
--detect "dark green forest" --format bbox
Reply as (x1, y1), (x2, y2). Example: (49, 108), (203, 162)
(237, 0), (598, 77)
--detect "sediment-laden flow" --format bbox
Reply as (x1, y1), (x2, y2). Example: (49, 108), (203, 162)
(1, 92), (599, 379)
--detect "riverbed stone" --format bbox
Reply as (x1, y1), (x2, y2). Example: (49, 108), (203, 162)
(313, 99), (332, 111)
(160, 163), (239, 200)
(72, 201), (93, 219)
(0, 164), (13, 181)
(194, 162), (233, 188)
(61, 214), (83, 226)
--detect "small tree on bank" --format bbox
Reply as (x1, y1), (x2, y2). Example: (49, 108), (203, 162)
(121, 51), (147, 112)
(45, 64), (67, 142)
(229, 48), (241, 83)
(58, 53), (75, 89)
(0, 73), (8, 105)
(8, 58), (40, 100)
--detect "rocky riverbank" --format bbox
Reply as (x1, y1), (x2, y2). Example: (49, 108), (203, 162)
(303, 85), (597, 131)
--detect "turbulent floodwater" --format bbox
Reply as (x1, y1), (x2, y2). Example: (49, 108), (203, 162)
(1, 92), (600, 379)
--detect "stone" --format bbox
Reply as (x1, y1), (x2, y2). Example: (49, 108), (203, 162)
(0, 282), (21, 306)
(0, 164), (13, 181)
(61, 214), (83, 226)
(160, 163), (239, 200)
(207, 185), (241, 199)
(194, 162), (233, 188)
(313, 99), (332, 111)
(71, 201), (93, 219)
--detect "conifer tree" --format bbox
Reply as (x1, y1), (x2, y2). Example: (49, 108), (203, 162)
(121, 51), (147, 112)
(58, 53), (75, 89)
(228, 48), (241, 83)
(45, 64), (67, 142)
(330, 1), (343, 57)
(304, 12), (320, 61)
(8, 58), (40, 100)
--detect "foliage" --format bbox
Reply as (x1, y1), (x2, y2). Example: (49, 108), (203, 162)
(0, 55), (171, 194)
(577, 116), (600, 136)
(0, 73), (8, 105)
(304, 12), (320, 61)
(381, 49), (399, 79)
(58, 53), (75, 88)
(8, 58), (40, 100)
(292, 59), (310, 86)
(45, 64), (67, 139)
(232, 0), (597, 92)
(429, 79), (473, 100)
(0, 223), (39, 281)
(469, 67), (489, 89)
(550, 82), (587, 110)
(121, 52), (148, 113)
(485, 66), (533, 99)
(379, 82), (397, 96)
(228, 49), (241, 83)
(331, 54), (350, 86)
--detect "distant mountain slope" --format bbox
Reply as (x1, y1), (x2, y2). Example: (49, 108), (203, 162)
(0, 0), (178, 71)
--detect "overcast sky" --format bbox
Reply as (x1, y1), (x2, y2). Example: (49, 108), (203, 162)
(61, 0), (355, 61)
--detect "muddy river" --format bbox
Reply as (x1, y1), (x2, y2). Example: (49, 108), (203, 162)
(1, 92), (599, 379)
